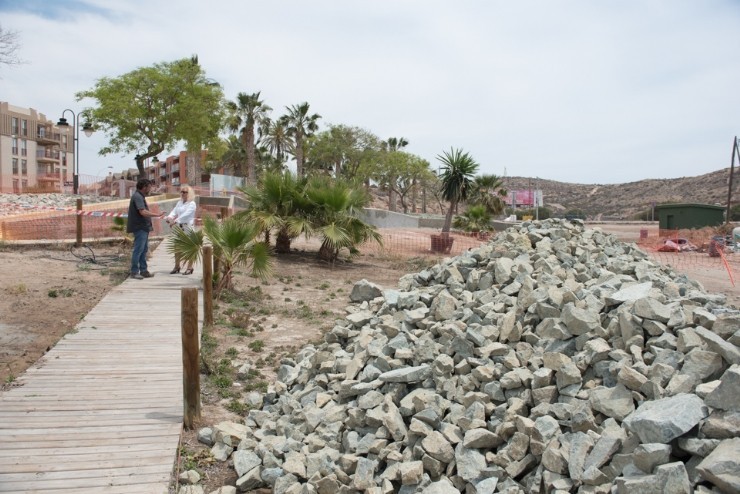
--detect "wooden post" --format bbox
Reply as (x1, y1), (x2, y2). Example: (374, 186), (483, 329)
(181, 287), (200, 429)
(76, 198), (83, 246)
(203, 246), (213, 326)
(220, 206), (229, 220)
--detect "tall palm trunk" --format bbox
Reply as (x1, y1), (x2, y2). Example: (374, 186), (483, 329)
(275, 228), (292, 253)
(442, 200), (456, 236)
(245, 122), (256, 185)
(295, 132), (304, 177)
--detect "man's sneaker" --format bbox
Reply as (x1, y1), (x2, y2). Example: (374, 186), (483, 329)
(141, 271), (155, 278)
(131, 273), (144, 280)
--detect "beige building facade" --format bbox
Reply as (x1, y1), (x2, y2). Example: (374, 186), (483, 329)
(0, 102), (75, 193)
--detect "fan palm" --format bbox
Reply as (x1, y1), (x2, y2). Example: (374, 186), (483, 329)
(437, 148), (480, 235)
(303, 177), (382, 262)
(453, 204), (492, 235)
(167, 216), (271, 296)
(202, 216), (271, 294)
(471, 174), (508, 215)
(284, 102), (321, 177)
(227, 92), (272, 184)
(236, 171), (306, 253)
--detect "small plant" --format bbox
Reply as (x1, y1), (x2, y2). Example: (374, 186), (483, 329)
(212, 375), (232, 389)
(225, 347), (238, 358)
(7, 283), (27, 295)
(243, 380), (268, 393)
(48, 288), (74, 298)
(317, 282), (330, 290)
(226, 399), (251, 415)
(249, 340), (265, 352)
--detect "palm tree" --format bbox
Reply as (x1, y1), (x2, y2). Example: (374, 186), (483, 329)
(453, 204), (492, 236)
(303, 177), (382, 262)
(284, 103), (321, 177)
(167, 216), (271, 296)
(236, 171), (307, 253)
(471, 174), (508, 215)
(262, 118), (292, 165)
(219, 135), (247, 176)
(437, 148), (480, 236)
(227, 92), (272, 184)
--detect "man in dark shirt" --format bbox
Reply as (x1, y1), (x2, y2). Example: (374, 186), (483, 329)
(127, 179), (164, 279)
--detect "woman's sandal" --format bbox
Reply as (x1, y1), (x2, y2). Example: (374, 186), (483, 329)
(170, 267), (181, 274)
(182, 268), (194, 275)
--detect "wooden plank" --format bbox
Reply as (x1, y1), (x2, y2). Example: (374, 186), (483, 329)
(0, 245), (198, 493)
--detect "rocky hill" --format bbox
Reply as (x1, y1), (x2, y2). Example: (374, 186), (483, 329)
(504, 168), (735, 220)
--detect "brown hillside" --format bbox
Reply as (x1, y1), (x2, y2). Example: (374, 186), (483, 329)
(503, 168), (736, 220)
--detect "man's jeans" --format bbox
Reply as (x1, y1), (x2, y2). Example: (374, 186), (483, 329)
(130, 229), (150, 274)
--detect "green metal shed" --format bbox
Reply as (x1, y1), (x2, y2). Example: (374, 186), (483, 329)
(655, 203), (725, 230)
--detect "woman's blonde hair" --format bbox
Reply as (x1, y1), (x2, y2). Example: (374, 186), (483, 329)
(180, 185), (193, 202)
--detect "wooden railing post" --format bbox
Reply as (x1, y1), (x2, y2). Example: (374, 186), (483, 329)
(203, 245), (213, 327)
(181, 287), (200, 429)
(220, 206), (229, 220)
(76, 198), (83, 246)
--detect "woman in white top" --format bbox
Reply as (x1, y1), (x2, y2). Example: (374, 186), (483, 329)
(165, 185), (197, 275)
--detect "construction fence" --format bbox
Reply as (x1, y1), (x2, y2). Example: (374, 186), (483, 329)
(0, 198), (738, 289)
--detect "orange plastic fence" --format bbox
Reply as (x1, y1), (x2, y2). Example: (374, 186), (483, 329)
(637, 228), (738, 288)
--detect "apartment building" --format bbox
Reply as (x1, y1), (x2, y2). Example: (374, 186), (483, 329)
(145, 150), (211, 190)
(0, 102), (75, 194)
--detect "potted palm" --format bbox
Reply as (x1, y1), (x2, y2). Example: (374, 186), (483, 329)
(432, 148), (479, 253)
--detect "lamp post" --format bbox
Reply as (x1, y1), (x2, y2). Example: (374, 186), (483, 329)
(57, 110), (93, 195)
(95, 166), (114, 197)
(726, 136), (739, 226)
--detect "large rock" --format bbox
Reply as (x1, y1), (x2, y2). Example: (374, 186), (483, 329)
(623, 393), (708, 443)
(696, 438), (740, 493)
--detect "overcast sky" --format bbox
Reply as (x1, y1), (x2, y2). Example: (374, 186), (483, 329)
(2, 0), (739, 184)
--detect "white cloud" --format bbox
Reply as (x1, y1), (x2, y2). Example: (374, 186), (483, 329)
(2, 0), (739, 184)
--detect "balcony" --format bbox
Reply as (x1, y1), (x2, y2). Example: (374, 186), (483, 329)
(37, 126), (62, 145)
(37, 149), (61, 163)
(37, 171), (62, 182)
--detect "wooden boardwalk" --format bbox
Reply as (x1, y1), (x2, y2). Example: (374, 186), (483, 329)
(0, 244), (202, 494)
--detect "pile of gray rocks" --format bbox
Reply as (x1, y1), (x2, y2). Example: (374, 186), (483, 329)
(195, 219), (740, 494)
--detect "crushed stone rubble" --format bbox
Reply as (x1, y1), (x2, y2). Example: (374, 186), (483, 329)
(0, 193), (116, 217)
(189, 219), (739, 494)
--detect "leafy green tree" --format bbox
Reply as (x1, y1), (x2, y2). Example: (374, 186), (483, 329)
(284, 102), (321, 177)
(373, 151), (434, 213)
(437, 148), (479, 235)
(227, 91), (272, 184)
(305, 125), (381, 181)
(77, 56), (226, 176)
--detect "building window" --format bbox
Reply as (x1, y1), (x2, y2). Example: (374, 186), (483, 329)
(21, 180), (28, 191)
(12, 179), (19, 193)
(21, 140), (27, 157)
(21, 119), (28, 137)
(11, 117), (18, 135)
(11, 137), (18, 155)
(21, 159), (27, 175)
(12, 158), (18, 174)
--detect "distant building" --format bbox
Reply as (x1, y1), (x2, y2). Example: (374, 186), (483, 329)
(655, 203), (725, 230)
(144, 150), (211, 190)
(0, 102), (75, 193)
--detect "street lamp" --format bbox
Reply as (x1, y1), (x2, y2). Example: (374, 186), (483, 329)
(57, 110), (93, 195)
(95, 166), (114, 197)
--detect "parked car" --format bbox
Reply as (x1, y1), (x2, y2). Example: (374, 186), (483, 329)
(657, 238), (697, 252)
